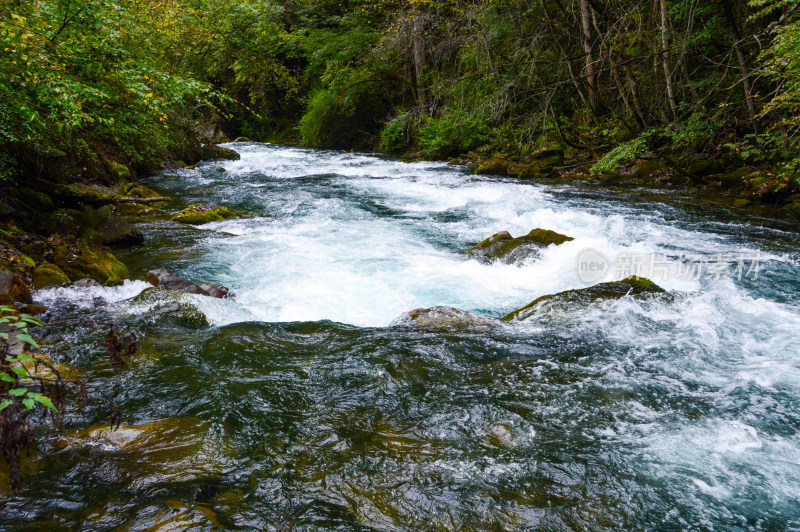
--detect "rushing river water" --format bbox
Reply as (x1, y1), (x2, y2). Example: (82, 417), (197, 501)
(4, 143), (800, 530)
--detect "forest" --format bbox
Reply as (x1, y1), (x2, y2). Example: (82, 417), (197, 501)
(1, 0), (799, 199)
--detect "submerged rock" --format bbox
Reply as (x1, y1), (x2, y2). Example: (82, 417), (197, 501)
(171, 204), (242, 225)
(53, 417), (236, 489)
(392, 306), (497, 329)
(145, 269), (230, 299)
(464, 228), (574, 264)
(503, 276), (665, 321)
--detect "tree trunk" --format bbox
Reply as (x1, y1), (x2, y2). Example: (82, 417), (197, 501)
(412, 13), (426, 109)
(659, 0), (678, 119)
(579, 0), (599, 114)
(721, 0), (760, 134)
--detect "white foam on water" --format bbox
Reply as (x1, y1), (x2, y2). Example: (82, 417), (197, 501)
(34, 280), (152, 308)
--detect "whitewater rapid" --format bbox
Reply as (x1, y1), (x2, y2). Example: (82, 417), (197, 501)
(28, 143), (800, 529)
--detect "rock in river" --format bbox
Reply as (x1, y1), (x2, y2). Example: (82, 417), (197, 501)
(392, 306), (498, 329)
(503, 276), (665, 321)
(464, 228), (574, 264)
(145, 268), (230, 299)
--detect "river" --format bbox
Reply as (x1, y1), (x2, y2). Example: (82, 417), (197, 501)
(5, 143), (800, 530)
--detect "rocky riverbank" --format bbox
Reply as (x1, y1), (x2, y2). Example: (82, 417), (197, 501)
(432, 144), (800, 220)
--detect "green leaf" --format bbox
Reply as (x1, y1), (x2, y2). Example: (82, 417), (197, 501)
(17, 354), (35, 363)
(11, 366), (27, 377)
(0, 372), (15, 382)
(8, 388), (27, 396)
(32, 395), (56, 410)
(22, 398), (34, 410)
(14, 333), (38, 347)
(0, 399), (11, 411)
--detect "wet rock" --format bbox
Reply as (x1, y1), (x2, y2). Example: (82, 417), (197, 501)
(200, 144), (240, 161)
(145, 269), (229, 299)
(392, 306), (497, 329)
(733, 198), (752, 208)
(171, 204), (242, 225)
(130, 287), (210, 328)
(32, 263), (70, 289)
(53, 243), (129, 286)
(464, 228), (574, 264)
(475, 159), (510, 175)
(0, 268), (33, 305)
(233, 137), (250, 142)
(503, 276), (665, 321)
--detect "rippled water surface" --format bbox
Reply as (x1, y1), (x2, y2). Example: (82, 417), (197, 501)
(4, 143), (800, 530)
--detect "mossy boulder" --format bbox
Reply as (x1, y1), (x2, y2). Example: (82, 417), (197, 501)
(109, 161), (131, 183)
(31, 263), (70, 289)
(783, 202), (800, 219)
(688, 159), (723, 178)
(130, 287), (209, 328)
(54, 183), (119, 207)
(200, 144), (240, 161)
(464, 228), (574, 264)
(116, 203), (171, 223)
(18, 187), (55, 212)
(233, 137), (250, 143)
(529, 145), (564, 167)
(717, 167), (754, 190)
(507, 163), (548, 179)
(475, 159), (510, 175)
(503, 276), (665, 321)
(392, 306), (497, 329)
(631, 159), (664, 180)
(53, 244), (129, 286)
(124, 185), (162, 199)
(171, 204), (242, 225)
(733, 198), (752, 208)
(94, 206), (144, 246)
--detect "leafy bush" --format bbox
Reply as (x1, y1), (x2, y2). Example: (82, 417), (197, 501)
(418, 112), (490, 158)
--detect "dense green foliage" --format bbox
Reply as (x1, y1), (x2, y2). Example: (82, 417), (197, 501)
(1, 0), (799, 193)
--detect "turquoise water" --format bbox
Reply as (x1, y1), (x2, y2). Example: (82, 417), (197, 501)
(7, 143), (800, 530)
